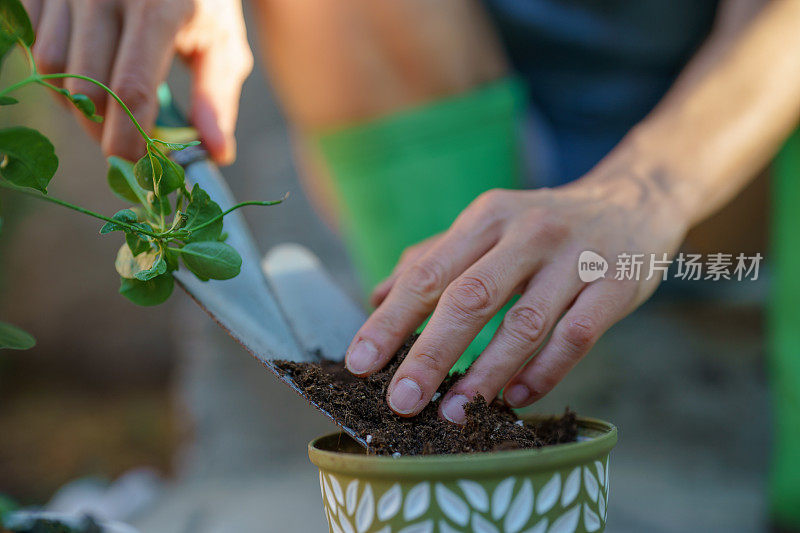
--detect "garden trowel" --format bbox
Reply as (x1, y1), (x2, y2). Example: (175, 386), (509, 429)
(155, 86), (369, 447)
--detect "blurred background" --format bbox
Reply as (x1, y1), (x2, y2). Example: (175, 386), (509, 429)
(0, 1), (777, 532)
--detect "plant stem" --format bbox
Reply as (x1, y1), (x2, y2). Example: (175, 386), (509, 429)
(23, 44), (36, 74)
(38, 73), (151, 143)
(0, 76), (35, 98)
(190, 197), (287, 233)
(0, 181), (160, 238)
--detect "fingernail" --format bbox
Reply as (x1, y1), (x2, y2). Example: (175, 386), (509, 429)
(441, 394), (469, 425)
(389, 378), (423, 415)
(345, 339), (378, 375)
(505, 384), (531, 407)
(222, 138), (237, 165)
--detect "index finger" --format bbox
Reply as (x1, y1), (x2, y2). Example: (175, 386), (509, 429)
(102, 3), (189, 160)
(344, 221), (498, 377)
(344, 191), (514, 378)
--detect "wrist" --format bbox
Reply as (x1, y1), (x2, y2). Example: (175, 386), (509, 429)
(577, 124), (699, 232)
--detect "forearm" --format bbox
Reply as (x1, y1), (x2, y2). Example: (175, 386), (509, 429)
(591, 0), (800, 228)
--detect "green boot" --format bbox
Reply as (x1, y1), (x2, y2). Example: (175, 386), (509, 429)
(314, 78), (526, 371)
(769, 129), (800, 531)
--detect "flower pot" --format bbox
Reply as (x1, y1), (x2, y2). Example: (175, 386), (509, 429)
(309, 416), (617, 533)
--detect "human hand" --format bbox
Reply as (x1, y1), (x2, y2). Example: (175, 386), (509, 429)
(24, 0), (253, 164)
(345, 168), (688, 423)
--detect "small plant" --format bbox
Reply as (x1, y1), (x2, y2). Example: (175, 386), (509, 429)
(0, 0), (282, 348)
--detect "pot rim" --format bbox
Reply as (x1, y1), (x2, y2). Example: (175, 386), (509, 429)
(308, 415), (617, 480)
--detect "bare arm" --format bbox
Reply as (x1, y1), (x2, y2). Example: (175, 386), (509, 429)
(622, 0), (800, 226)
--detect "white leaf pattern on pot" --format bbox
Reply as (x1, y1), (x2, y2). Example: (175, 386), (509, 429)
(491, 477), (516, 520)
(439, 520), (463, 533)
(330, 510), (343, 533)
(324, 476), (337, 510)
(472, 512), (500, 533)
(404, 482), (430, 521)
(356, 483), (374, 533)
(346, 480), (359, 515)
(329, 474), (345, 506)
(374, 528), (390, 533)
(339, 512), (355, 533)
(458, 480), (489, 512)
(435, 483), (469, 526)
(521, 518), (548, 533)
(594, 461), (605, 488)
(598, 491), (606, 520)
(547, 505), (580, 533)
(504, 478), (534, 533)
(583, 503), (601, 532)
(605, 459), (610, 495)
(398, 519), (433, 533)
(583, 467), (599, 503)
(378, 484), (402, 522)
(536, 473), (560, 515)
(561, 469), (580, 507)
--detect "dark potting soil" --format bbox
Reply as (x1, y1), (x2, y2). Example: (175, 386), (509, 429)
(273, 335), (578, 456)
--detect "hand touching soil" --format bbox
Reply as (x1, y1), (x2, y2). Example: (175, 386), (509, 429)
(347, 168), (686, 424)
(275, 336), (577, 456)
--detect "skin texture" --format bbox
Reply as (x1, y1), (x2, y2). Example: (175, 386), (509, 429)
(23, 0), (253, 164)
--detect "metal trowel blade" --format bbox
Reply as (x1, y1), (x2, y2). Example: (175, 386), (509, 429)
(173, 150), (368, 447)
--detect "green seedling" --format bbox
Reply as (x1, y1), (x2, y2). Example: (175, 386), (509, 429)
(0, 0), (283, 348)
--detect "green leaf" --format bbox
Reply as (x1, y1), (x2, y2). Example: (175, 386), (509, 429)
(152, 139), (201, 151)
(135, 254), (167, 281)
(183, 184), (222, 243)
(125, 223), (152, 256)
(119, 273), (174, 306)
(115, 243), (163, 279)
(134, 151), (184, 195)
(180, 241), (242, 280)
(107, 156), (147, 204)
(0, 95), (17, 105)
(170, 210), (188, 230)
(0, 0), (34, 67)
(164, 247), (180, 271)
(99, 208), (137, 234)
(0, 320), (35, 350)
(146, 191), (171, 220)
(68, 93), (103, 123)
(134, 151), (161, 191)
(0, 127), (58, 193)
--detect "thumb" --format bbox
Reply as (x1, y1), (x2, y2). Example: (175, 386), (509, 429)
(190, 41), (253, 165)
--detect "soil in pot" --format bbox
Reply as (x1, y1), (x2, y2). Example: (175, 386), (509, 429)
(274, 335), (577, 456)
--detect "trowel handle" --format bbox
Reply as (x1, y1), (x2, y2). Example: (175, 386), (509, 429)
(155, 83), (189, 128)
(153, 84), (203, 154)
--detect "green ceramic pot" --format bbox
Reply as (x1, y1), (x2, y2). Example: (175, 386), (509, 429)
(309, 416), (617, 533)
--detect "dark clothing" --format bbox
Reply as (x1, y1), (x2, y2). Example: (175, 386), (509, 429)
(482, 0), (719, 182)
